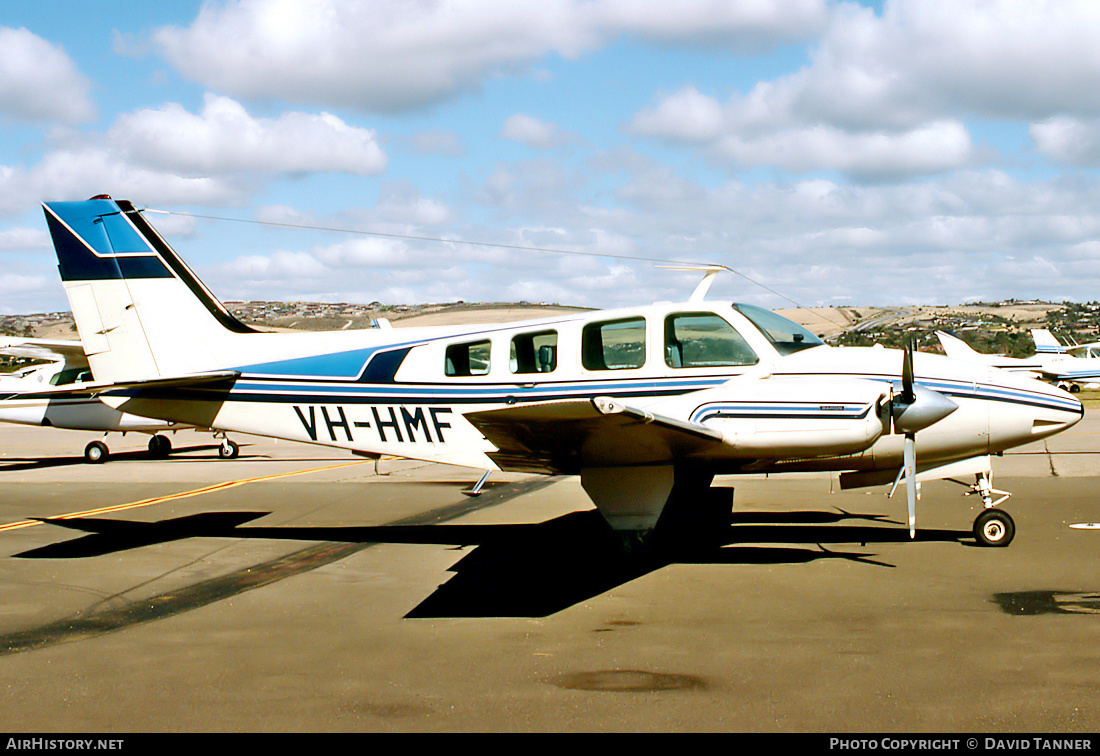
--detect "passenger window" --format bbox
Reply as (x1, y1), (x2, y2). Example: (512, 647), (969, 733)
(50, 367), (91, 386)
(665, 312), (759, 368)
(510, 330), (557, 374)
(445, 340), (491, 376)
(582, 317), (646, 370)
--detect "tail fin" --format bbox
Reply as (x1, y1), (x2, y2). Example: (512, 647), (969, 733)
(42, 197), (256, 382)
(934, 330), (985, 360)
(1030, 329), (1067, 354)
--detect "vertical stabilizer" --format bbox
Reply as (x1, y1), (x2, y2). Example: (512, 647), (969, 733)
(1031, 329), (1067, 354)
(43, 198), (256, 382)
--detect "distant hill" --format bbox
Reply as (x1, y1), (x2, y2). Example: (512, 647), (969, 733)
(10, 300), (1098, 360)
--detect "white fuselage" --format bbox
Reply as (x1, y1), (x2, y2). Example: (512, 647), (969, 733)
(97, 297), (1083, 476)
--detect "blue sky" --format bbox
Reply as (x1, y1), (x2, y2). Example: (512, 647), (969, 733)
(4, 0), (1100, 314)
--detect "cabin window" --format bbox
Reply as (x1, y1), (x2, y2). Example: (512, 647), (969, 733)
(50, 367), (93, 386)
(445, 339), (492, 376)
(731, 304), (824, 355)
(665, 312), (759, 368)
(510, 330), (557, 374)
(582, 317), (646, 370)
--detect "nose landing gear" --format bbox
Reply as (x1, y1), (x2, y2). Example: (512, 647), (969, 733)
(967, 470), (1015, 547)
(974, 508), (1016, 547)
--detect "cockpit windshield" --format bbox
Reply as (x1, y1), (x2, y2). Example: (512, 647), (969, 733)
(732, 304), (825, 355)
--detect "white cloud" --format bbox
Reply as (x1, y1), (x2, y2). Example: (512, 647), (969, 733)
(714, 120), (975, 180)
(405, 131), (465, 157)
(0, 150), (246, 216)
(632, 85), (976, 179)
(775, 0), (1100, 128)
(109, 94), (387, 176)
(151, 0), (828, 112)
(630, 0), (1100, 179)
(0, 273), (49, 294)
(499, 114), (573, 150)
(0, 227), (48, 252)
(1030, 117), (1100, 167)
(0, 27), (95, 123)
(586, 0), (826, 47)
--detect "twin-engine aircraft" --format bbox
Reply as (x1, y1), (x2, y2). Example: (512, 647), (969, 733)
(937, 328), (1100, 393)
(40, 197), (1084, 548)
(0, 337), (241, 462)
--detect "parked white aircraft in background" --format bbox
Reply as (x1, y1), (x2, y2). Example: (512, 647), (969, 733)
(0, 336), (239, 462)
(936, 329), (1100, 393)
(40, 196), (1084, 548)
(1029, 329), (1100, 391)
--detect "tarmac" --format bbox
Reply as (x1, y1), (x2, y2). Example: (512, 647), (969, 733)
(0, 410), (1098, 733)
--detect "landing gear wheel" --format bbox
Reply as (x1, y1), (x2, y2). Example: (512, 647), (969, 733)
(84, 440), (109, 464)
(219, 440), (240, 459)
(147, 434), (172, 458)
(974, 509), (1015, 548)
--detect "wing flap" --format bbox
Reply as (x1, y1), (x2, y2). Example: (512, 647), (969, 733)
(465, 397), (725, 474)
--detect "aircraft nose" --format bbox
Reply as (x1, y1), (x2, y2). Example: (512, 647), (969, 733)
(984, 376), (1083, 454)
(1026, 388), (1083, 441)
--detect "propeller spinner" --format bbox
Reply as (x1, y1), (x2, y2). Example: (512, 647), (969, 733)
(888, 340), (958, 538)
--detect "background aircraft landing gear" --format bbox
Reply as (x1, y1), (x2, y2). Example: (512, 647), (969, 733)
(219, 439), (239, 459)
(211, 430), (239, 459)
(84, 440), (109, 464)
(147, 434), (172, 459)
(974, 508), (1015, 547)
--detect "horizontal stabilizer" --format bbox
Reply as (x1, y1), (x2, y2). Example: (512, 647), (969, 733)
(466, 397), (725, 474)
(9, 370), (240, 401)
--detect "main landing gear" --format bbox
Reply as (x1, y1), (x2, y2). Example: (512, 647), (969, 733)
(82, 432), (240, 463)
(84, 433), (174, 463)
(83, 439), (110, 464)
(966, 470), (1015, 548)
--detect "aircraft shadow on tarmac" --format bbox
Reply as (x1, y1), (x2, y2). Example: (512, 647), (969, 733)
(16, 508), (973, 619)
(0, 444), (255, 471)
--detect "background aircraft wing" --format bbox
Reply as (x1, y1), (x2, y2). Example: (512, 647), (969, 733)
(0, 337), (88, 366)
(465, 397), (725, 474)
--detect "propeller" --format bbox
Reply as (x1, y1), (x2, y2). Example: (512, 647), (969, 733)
(888, 339), (958, 538)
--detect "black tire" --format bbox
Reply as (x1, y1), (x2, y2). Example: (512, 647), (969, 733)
(974, 509), (1015, 547)
(84, 440), (109, 464)
(219, 440), (240, 459)
(147, 435), (172, 458)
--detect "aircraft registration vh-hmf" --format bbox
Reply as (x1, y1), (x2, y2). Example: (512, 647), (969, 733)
(40, 196), (1084, 549)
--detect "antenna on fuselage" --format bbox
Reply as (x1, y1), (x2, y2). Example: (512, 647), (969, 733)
(657, 264), (730, 303)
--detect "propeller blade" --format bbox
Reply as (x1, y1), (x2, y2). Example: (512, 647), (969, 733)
(900, 338), (916, 404)
(904, 435), (917, 538)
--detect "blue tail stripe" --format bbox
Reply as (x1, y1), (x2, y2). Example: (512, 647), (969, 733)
(44, 201), (174, 282)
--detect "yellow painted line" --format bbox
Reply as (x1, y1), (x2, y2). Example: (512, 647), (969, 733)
(0, 459), (371, 533)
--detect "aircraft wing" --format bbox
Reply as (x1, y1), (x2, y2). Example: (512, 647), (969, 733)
(0, 337), (88, 365)
(465, 397), (725, 474)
